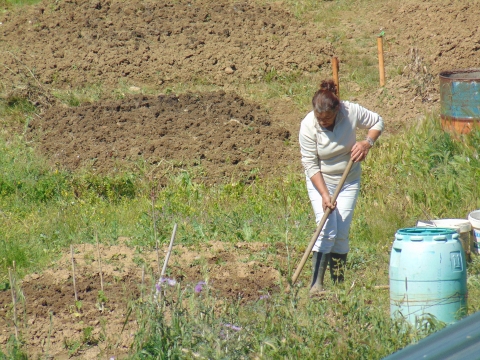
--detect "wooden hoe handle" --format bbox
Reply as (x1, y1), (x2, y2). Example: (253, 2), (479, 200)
(290, 158), (354, 285)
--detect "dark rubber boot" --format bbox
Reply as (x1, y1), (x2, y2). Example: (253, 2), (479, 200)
(309, 252), (330, 296)
(329, 253), (347, 284)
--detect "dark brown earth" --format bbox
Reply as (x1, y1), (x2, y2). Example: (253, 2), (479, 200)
(27, 91), (294, 183)
(1, 0), (479, 179)
(0, 0), (333, 88)
(0, 241), (281, 359)
(2, 0), (327, 180)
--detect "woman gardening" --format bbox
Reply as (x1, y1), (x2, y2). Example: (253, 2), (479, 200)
(299, 80), (384, 296)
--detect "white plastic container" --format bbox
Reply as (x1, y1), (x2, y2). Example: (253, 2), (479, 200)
(417, 219), (473, 260)
(468, 210), (480, 254)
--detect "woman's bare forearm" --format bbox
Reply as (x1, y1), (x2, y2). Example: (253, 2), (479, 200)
(310, 172), (329, 198)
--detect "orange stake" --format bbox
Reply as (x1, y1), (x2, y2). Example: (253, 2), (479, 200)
(331, 56), (340, 97)
(377, 37), (385, 87)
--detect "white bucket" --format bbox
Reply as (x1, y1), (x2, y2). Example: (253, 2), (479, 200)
(416, 219), (473, 260)
(468, 210), (480, 254)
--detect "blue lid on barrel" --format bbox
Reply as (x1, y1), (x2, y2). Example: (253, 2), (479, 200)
(397, 227), (456, 236)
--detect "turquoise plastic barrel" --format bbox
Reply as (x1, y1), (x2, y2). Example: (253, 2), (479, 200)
(390, 228), (467, 325)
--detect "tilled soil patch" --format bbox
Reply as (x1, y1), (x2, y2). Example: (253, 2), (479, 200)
(0, 0), (333, 90)
(0, 241), (282, 359)
(383, 1), (480, 77)
(27, 91), (297, 183)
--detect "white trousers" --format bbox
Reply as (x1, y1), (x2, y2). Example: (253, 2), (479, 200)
(306, 177), (360, 254)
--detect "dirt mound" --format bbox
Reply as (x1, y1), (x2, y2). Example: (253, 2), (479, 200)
(385, 1), (480, 75)
(0, 241), (282, 359)
(0, 273), (139, 360)
(0, 0), (333, 92)
(27, 91), (296, 182)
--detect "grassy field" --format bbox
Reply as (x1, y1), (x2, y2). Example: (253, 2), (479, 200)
(2, 106), (480, 359)
(2, 0), (480, 358)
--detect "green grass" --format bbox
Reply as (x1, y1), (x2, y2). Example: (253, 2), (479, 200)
(1, 0), (40, 8)
(52, 84), (104, 106)
(130, 275), (442, 359)
(0, 95), (37, 130)
(127, 117), (480, 360)
(267, 0), (360, 20)
(0, 96), (36, 116)
(246, 68), (325, 111)
(0, 0), (40, 14)
(0, 136), (139, 275)
(1, 112), (480, 358)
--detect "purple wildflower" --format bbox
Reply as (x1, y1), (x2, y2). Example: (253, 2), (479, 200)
(194, 281), (206, 293)
(156, 278), (176, 292)
(159, 277), (177, 286)
(259, 294), (270, 300)
(223, 323), (242, 331)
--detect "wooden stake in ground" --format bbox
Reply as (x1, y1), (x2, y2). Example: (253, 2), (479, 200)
(8, 267), (18, 341)
(96, 232), (105, 311)
(141, 264), (145, 302)
(96, 232), (104, 292)
(331, 56), (340, 97)
(155, 240), (160, 277)
(161, 223), (178, 279)
(151, 188), (160, 277)
(156, 224), (177, 301)
(70, 245), (78, 302)
(377, 36), (385, 87)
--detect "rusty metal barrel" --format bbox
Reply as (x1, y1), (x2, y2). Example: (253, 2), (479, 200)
(439, 69), (480, 134)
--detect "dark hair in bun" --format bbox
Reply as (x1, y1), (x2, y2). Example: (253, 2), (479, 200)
(319, 80), (337, 93)
(312, 80), (339, 113)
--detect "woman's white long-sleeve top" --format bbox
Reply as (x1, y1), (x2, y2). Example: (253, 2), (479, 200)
(299, 101), (384, 185)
